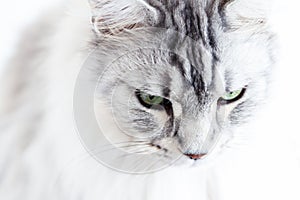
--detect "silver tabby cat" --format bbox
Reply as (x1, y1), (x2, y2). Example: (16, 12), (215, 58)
(0, 0), (276, 199)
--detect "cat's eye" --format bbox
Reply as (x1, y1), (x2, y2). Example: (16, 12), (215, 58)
(140, 93), (164, 105)
(135, 90), (172, 112)
(219, 88), (246, 104)
(136, 91), (165, 108)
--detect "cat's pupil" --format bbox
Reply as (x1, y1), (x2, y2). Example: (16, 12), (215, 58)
(149, 95), (155, 100)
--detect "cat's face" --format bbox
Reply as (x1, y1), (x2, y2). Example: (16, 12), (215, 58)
(77, 0), (275, 172)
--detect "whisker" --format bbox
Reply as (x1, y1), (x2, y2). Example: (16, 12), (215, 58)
(126, 148), (159, 155)
(93, 143), (149, 154)
(144, 150), (167, 172)
(92, 141), (156, 157)
(126, 149), (166, 173)
(93, 140), (150, 149)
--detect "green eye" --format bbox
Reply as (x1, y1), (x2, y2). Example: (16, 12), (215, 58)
(137, 91), (164, 107)
(222, 90), (242, 100)
(220, 88), (246, 103)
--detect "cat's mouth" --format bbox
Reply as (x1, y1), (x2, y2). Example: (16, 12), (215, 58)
(150, 140), (209, 163)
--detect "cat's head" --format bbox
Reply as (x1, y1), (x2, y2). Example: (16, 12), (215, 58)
(76, 0), (275, 172)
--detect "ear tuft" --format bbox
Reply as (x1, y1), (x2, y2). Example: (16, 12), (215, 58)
(220, 0), (272, 32)
(89, 0), (148, 36)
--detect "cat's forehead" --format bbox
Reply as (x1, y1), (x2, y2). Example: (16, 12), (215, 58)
(92, 0), (274, 96)
(167, 51), (215, 93)
(147, 0), (211, 40)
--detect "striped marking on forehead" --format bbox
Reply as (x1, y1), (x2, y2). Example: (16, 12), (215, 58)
(168, 52), (215, 103)
(145, 0), (220, 87)
(145, 0), (218, 48)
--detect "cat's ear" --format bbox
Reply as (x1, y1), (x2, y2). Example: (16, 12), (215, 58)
(219, 0), (272, 31)
(88, 0), (152, 36)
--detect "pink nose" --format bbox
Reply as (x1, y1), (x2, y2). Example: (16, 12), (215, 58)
(185, 153), (206, 160)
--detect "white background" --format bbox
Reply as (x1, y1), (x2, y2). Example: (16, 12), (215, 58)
(0, 0), (62, 73)
(0, 0), (299, 198)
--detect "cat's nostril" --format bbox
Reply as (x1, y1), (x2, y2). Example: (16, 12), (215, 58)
(184, 153), (206, 160)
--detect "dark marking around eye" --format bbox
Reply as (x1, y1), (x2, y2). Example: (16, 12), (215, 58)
(172, 118), (181, 137)
(163, 87), (171, 98)
(135, 90), (173, 115)
(135, 90), (156, 109)
(218, 88), (247, 105)
(134, 89), (175, 138)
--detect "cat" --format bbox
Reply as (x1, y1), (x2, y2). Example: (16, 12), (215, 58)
(0, 0), (286, 199)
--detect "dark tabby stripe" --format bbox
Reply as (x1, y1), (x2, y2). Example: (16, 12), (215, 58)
(146, 0), (222, 92)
